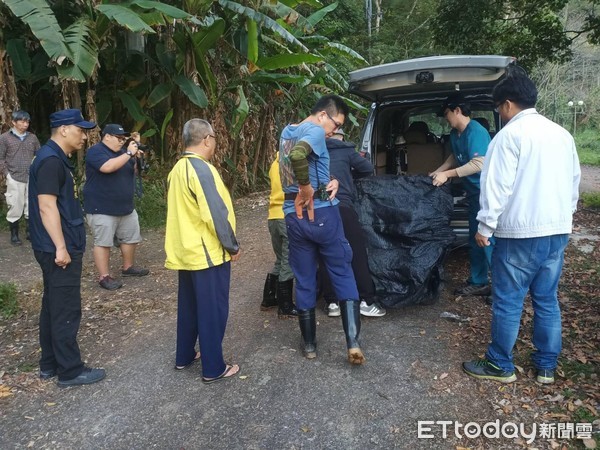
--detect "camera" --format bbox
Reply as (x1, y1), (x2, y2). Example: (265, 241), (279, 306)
(123, 138), (151, 173)
(315, 183), (329, 201)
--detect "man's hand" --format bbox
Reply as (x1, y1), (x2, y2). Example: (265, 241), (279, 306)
(55, 247), (71, 268)
(475, 232), (491, 248)
(326, 179), (339, 200)
(431, 171), (448, 186)
(295, 183), (314, 221)
(127, 140), (140, 157)
(230, 249), (241, 262)
(297, 183), (314, 207)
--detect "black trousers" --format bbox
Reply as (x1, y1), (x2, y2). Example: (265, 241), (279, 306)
(35, 251), (84, 380)
(321, 204), (375, 303)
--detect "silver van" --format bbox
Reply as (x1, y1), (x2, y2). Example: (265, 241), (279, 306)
(349, 55), (516, 241)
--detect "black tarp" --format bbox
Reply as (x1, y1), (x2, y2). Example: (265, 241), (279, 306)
(354, 175), (455, 308)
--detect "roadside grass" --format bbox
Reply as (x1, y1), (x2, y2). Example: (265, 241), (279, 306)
(581, 192), (600, 208)
(135, 176), (167, 229)
(0, 282), (19, 318)
(575, 128), (600, 166)
(0, 203), (6, 231)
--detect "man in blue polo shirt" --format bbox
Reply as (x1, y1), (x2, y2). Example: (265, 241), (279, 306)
(430, 92), (493, 297)
(83, 124), (149, 290)
(279, 94), (365, 365)
(29, 109), (105, 387)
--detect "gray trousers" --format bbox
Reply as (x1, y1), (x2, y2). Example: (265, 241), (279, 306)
(268, 219), (293, 282)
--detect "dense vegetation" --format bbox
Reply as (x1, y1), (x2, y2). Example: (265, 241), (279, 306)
(0, 0), (598, 207)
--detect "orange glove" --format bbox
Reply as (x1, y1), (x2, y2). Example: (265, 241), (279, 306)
(295, 184), (315, 221)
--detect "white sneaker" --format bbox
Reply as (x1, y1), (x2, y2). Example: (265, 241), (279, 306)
(360, 300), (386, 317)
(327, 303), (341, 317)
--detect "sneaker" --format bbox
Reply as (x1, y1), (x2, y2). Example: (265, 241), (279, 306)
(122, 266), (150, 277)
(39, 368), (57, 380)
(360, 300), (386, 317)
(536, 369), (555, 384)
(327, 302), (341, 317)
(57, 367), (106, 388)
(462, 359), (516, 383)
(454, 283), (491, 296)
(99, 276), (123, 291)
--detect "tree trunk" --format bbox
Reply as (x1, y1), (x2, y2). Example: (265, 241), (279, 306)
(0, 43), (20, 133)
(60, 80), (85, 172)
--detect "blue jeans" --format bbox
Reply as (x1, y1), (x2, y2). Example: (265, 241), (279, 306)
(468, 194), (493, 285)
(286, 206), (358, 310)
(485, 235), (569, 372)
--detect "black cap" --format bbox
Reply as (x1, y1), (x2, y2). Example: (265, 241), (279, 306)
(49, 109), (96, 129)
(438, 92), (468, 116)
(102, 124), (130, 136)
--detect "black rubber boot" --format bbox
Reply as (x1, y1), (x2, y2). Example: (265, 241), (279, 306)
(25, 219), (30, 240)
(260, 273), (278, 310)
(297, 308), (317, 359)
(340, 300), (365, 365)
(277, 279), (298, 318)
(9, 220), (22, 246)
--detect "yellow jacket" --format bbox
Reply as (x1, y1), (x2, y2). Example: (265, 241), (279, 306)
(268, 152), (284, 220)
(165, 153), (239, 271)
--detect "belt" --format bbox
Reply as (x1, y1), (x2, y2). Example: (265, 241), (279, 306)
(284, 192), (319, 201)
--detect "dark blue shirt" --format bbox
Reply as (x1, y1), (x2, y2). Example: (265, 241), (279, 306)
(28, 140), (86, 254)
(326, 138), (373, 207)
(83, 142), (135, 215)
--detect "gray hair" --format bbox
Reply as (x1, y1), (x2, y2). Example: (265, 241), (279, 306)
(12, 110), (31, 121)
(183, 119), (212, 148)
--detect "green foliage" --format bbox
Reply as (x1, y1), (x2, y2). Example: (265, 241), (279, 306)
(575, 128), (600, 166)
(581, 192), (600, 208)
(0, 282), (19, 318)
(135, 177), (167, 229)
(2, 0), (70, 62)
(432, 0), (572, 69)
(57, 18), (98, 81)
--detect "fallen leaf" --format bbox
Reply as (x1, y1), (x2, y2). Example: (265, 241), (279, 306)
(301, 426), (310, 433)
(238, 375), (248, 380)
(440, 373), (448, 380)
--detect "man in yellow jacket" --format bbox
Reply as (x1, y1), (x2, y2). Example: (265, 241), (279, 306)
(261, 152), (298, 318)
(165, 119), (241, 384)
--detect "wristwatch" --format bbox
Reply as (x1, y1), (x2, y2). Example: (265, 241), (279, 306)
(126, 150), (133, 157)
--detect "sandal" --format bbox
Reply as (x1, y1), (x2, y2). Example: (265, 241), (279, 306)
(201, 364), (240, 384)
(174, 351), (201, 370)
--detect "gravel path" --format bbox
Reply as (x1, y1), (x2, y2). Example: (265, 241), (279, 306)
(580, 165), (600, 193)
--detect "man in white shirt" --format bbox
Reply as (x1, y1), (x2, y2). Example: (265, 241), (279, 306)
(462, 69), (581, 384)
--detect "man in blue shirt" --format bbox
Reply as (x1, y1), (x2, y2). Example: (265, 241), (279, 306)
(279, 94), (365, 365)
(29, 109), (105, 387)
(83, 124), (149, 291)
(430, 92), (493, 297)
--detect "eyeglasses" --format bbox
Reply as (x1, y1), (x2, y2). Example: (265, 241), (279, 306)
(206, 134), (216, 140)
(494, 101), (506, 113)
(324, 111), (343, 130)
(112, 135), (127, 143)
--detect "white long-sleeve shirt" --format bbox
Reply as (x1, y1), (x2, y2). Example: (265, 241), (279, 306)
(477, 108), (580, 239)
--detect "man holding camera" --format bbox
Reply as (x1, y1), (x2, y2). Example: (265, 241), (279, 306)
(83, 124), (149, 290)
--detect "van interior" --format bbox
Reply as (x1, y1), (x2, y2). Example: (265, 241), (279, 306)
(371, 104), (497, 177)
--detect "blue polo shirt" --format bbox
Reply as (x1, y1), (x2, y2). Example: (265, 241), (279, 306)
(449, 119), (491, 196)
(83, 142), (135, 215)
(28, 140), (86, 254)
(278, 122), (339, 216)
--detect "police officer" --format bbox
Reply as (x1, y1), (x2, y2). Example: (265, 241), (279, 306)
(29, 109), (106, 387)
